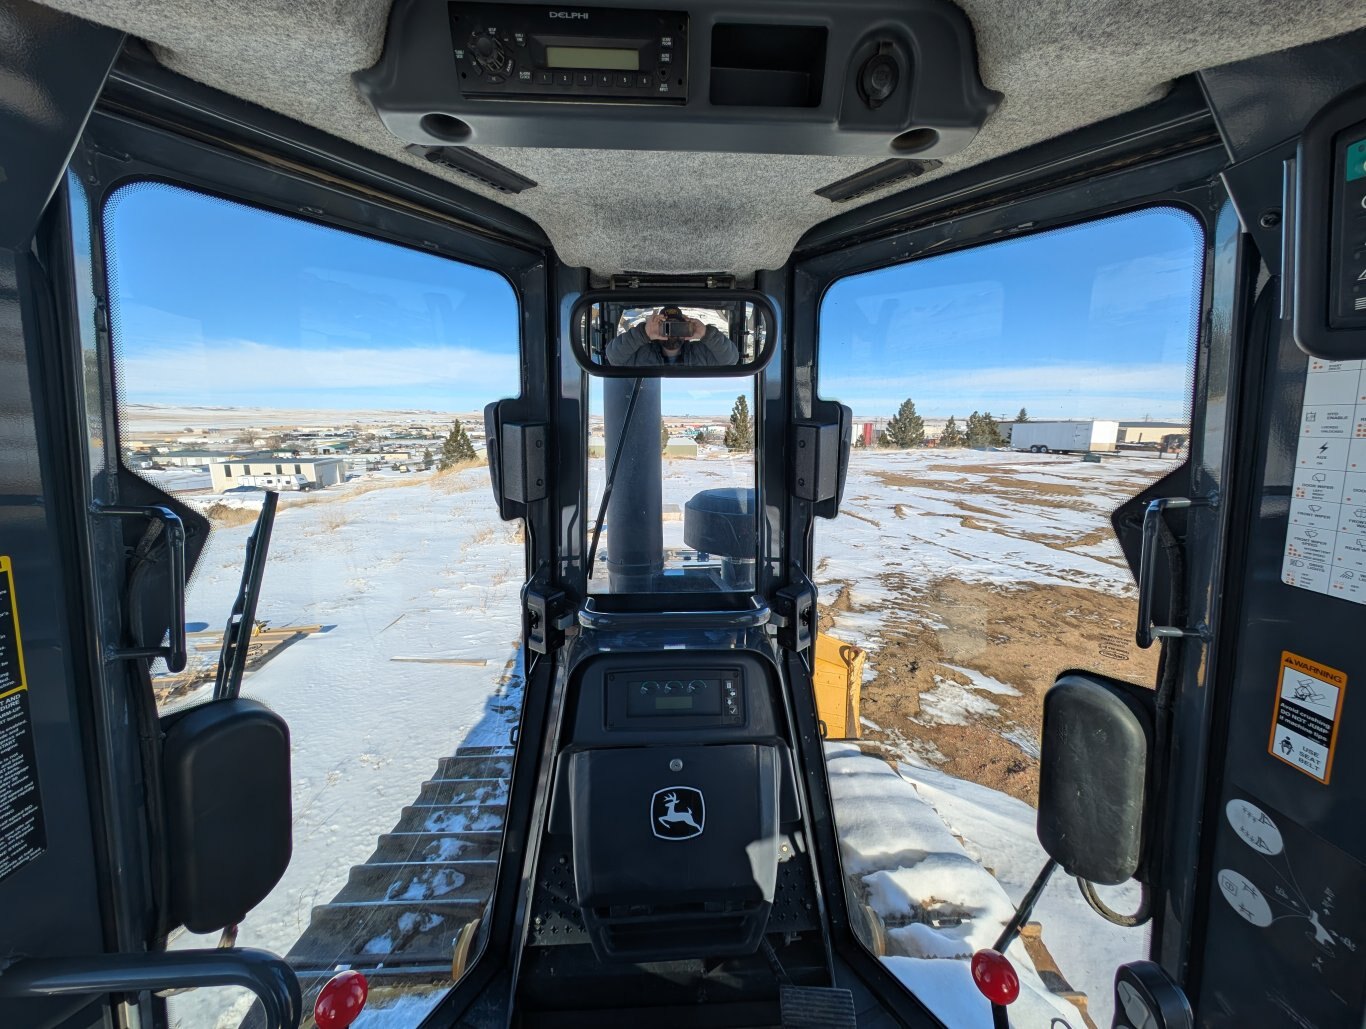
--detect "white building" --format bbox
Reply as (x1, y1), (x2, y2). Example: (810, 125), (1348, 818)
(209, 456), (346, 492)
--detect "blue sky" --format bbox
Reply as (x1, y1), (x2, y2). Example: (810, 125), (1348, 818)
(104, 182), (520, 412)
(103, 184), (1202, 421)
(819, 207), (1203, 421)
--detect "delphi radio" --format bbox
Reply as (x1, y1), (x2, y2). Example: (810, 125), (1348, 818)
(450, 4), (688, 102)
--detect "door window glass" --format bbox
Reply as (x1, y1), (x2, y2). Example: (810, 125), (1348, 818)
(816, 207), (1203, 1027)
(102, 181), (522, 1025)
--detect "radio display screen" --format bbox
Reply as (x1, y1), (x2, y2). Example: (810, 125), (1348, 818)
(544, 45), (640, 71)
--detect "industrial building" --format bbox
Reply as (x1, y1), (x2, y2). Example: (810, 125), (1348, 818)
(209, 456), (346, 492)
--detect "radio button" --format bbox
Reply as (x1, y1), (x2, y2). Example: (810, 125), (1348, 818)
(555, 71), (572, 86)
(661, 36), (673, 48)
(517, 69), (532, 81)
(637, 73), (652, 88)
(659, 51), (672, 64)
(597, 72), (612, 87)
(535, 70), (552, 85)
(616, 72), (633, 87)
(576, 71), (592, 86)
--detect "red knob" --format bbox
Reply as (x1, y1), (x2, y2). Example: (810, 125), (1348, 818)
(971, 949), (1020, 1006)
(314, 969), (368, 1029)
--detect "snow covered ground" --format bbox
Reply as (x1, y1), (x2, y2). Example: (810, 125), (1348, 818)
(827, 744), (1147, 1027)
(148, 447), (1165, 1027)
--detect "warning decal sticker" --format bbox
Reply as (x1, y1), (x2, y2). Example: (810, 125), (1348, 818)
(1268, 651), (1347, 784)
(0, 555), (46, 883)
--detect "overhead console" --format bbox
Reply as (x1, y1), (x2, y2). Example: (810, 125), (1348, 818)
(356, 0), (1000, 158)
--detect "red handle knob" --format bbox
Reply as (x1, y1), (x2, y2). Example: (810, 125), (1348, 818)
(314, 969), (368, 1029)
(971, 949), (1020, 1007)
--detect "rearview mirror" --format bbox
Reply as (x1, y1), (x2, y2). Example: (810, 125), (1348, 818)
(571, 290), (775, 377)
(1037, 671), (1156, 885)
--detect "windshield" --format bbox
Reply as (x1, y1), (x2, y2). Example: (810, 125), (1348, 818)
(586, 375), (757, 594)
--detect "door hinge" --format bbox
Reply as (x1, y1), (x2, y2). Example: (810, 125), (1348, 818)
(772, 580), (817, 653)
(524, 581), (573, 655)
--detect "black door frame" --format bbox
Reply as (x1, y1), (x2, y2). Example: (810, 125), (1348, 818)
(786, 140), (1245, 1002)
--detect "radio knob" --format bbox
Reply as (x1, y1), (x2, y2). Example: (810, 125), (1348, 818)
(471, 33), (511, 74)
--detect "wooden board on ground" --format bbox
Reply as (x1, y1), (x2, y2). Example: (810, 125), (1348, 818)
(152, 623), (325, 703)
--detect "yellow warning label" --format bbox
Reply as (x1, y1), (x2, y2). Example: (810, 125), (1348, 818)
(0, 556), (29, 701)
(1268, 650), (1347, 784)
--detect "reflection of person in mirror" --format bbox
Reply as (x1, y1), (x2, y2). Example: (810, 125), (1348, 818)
(606, 305), (739, 367)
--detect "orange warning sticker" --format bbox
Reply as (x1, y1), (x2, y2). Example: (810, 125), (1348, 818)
(1268, 651), (1347, 784)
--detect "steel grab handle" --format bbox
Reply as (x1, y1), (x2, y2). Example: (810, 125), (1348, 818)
(0, 948), (302, 1028)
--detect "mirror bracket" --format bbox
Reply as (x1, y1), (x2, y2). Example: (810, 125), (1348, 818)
(484, 400), (547, 520)
(793, 421), (840, 504)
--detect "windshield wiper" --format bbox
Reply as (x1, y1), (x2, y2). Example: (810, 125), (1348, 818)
(213, 490), (279, 700)
(587, 377), (644, 577)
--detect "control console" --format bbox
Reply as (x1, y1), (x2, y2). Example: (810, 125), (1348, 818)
(451, 3), (688, 102)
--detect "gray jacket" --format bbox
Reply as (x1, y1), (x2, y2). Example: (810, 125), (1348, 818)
(605, 324), (739, 367)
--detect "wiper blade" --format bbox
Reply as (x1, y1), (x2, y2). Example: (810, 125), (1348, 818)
(213, 491), (279, 700)
(587, 377), (644, 577)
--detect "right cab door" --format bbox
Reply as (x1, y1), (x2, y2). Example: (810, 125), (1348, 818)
(797, 147), (1239, 1028)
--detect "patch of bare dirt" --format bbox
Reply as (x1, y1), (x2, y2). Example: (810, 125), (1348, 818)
(852, 577), (1159, 806)
(870, 469), (1093, 511)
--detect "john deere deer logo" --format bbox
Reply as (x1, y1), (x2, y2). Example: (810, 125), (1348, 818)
(651, 786), (705, 840)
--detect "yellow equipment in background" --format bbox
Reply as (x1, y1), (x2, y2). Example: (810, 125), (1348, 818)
(813, 633), (865, 739)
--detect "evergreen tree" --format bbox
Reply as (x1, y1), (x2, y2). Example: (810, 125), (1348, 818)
(694, 428), (713, 446)
(1015, 407), (1029, 423)
(421, 447), (433, 470)
(661, 420), (670, 454)
(939, 415), (964, 447)
(880, 398), (925, 448)
(724, 395), (754, 452)
(965, 410), (1007, 448)
(437, 422), (476, 469)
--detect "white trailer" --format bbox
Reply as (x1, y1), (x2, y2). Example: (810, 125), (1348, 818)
(238, 473), (306, 490)
(1008, 419), (1119, 454)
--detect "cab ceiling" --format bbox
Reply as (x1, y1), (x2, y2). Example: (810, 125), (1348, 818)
(41, 0), (1366, 276)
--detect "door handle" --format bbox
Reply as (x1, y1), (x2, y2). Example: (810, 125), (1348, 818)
(93, 503), (188, 672)
(1136, 496), (1213, 649)
(0, 948), (302, 1028)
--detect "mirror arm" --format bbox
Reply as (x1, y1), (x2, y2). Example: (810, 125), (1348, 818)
(992, 857), (1058, 953)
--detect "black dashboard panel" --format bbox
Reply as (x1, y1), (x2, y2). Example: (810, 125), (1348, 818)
(356, 0), (1000, 158)
(569, 649), (775, 744)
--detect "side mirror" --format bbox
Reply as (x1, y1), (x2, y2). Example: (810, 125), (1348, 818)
(1037, 671), (1156, 885)
(570, 290), (776, 377)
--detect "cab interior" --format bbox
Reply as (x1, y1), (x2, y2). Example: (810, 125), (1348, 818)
(3, 1), (1366, 1028)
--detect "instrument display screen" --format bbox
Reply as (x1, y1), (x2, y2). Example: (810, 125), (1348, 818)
(544, 45), (640, 70)
(626, 677), (723, 716)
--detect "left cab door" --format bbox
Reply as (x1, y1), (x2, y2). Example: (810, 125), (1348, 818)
(0, 6), (554, 1025)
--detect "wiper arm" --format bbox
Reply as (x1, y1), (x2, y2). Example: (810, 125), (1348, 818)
(213, 491), (279, 700)
(587, 377), (644, 577)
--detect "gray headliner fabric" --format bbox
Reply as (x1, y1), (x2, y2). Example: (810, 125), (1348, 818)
(39, 0), (1366, 275)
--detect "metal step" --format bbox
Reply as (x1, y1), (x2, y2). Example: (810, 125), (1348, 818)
(412, 777), (507, 808)
(288, 900), (480, 966)
(335, 860), (498, 904)
(433, 754), (514, 780)
(368, 830), (504, 864)
(391, 802), (506, 835)
(282, 744), (512, 980)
